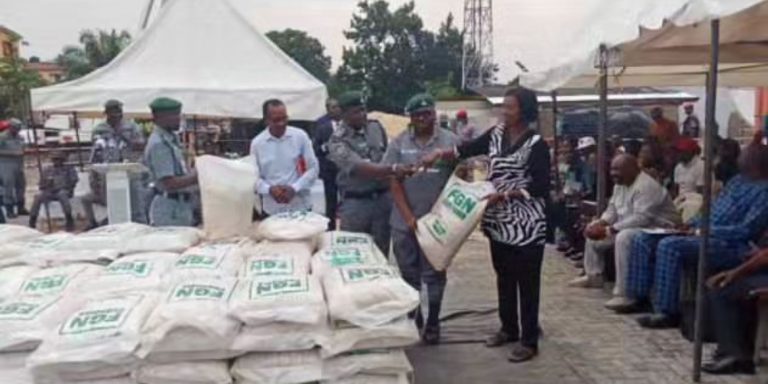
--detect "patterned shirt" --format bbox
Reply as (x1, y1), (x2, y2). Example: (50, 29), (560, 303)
(691, 174), (768, 243)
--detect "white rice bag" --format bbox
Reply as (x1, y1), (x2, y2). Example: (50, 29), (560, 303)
(416, 175), (495, 271)
(318, 317), (419, 358)
(123, 226), (203, 254)
(198, 155), (258, 241)
(321, 266), (419, 328)
(79, 253), (179, 295)
(61, 223), (151, 253)
(0, 266), (38, 299)
(232, 321), (328, 353)
(319, 231), (376, 252)
(27, 292), (158, 383)
(166, 242), (243, 279)
(311, 247), (387, 277)
(140, 277), (240, 362)
(0, 295), (72, 352)
(322, 374), (412, 384)
(0, 352), (33, 384)
(133, 361), (232, 384)
(231, 350), (324, 384)
(30, 249), (121, 268)
(229, 275), (326, 326)
(17, 264), (103, 298)
(256, 211), (329, 242)
(241, 253), (309, 279)
(0, 224), (42, 243)
(0, 233), (75, 267)
(323, 350), (413, 381)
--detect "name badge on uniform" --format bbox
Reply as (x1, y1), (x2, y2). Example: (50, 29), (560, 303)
(401, 149), (420, 155)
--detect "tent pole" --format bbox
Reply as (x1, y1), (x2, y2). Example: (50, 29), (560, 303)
(72, 112), (84, 171)
(29, 108), (52, 233)
(597, 44), (609, 213)
(692, 18), (720, 383)
(552, 90), (561, 193)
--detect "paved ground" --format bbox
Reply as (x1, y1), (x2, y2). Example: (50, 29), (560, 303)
(408, 231), (758, 384)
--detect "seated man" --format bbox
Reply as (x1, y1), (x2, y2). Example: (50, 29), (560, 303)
(622, 143), (768, 328)
(569, 154), (681, 312)
(251, 99), (319, 216)
(702, 248), (768, 376)
(29, 151), (79, 231)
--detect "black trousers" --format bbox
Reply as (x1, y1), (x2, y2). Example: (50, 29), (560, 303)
(490, 240), (545, 348)
(323, 177), (338, 230)
(707, 273), (768, 361)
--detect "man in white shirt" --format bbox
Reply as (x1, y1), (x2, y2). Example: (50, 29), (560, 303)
(673, 137), (705, 196)
(251, 99), (319, 216)
(569, 154), (681, 310)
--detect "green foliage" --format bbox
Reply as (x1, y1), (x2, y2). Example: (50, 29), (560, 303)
(266, 29), (332, 83)
(335, 2), (468, 113)
(0, 57), (44, 119)
(56, 29), (132, 81)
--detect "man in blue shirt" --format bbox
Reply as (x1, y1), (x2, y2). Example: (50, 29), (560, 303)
(619, 143), (768, 329)
(251, 99), (319, 216)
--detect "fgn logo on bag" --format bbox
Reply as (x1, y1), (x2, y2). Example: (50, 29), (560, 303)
(322, 248), (365, 267)
(248, 258), (293, 276)
(250, 277), (308, 298)
(176, 254), (223, 270)
(106, 261), (152, 278)
(442, 188), (479, 220)
(61, 307), (128, 335)
(0, 301), (49, 321)
(171, 284), (228, 301)
(21, 274), (70, 295)
(331, 234), (372, 247)
(426, 217), (449, 244)
(341, 267), (396, 283)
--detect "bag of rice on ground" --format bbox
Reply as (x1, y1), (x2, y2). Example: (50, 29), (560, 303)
(27, 292), (158, 383)
(229, 275), (325, 326)
(416, 175), (495, 271)
(231, 350), (324, 384)
(322, 266), (419, 328)
(232, 320), (328, 353)
(241, 253), (309, 279)
(140, 278), (240, 362)
(133, 360), (232, 384)
(311, 246), (387, 277)
(166, 242), (243, 279)
(80, 253), (179, 296)
(257, 211), (328, 242)
(198, 155), (258, 241)
(60, 223), (151, 253)
(0, 224), (42, 244)
(317, 317), (419, 358)
(0, 266), (38, 299)
(0, 233), (75, 267)
(0, 295), (72, 352)
(323, 350), (412, 381)
(17, 264), (103, 298)
(123, 227), (203, 254)
(322, 373), (412, 384)
(319, 231), (376, 252)
(240, 240), (315, 275)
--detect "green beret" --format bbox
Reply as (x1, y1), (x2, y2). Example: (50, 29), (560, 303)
(149, 97), (182, 113)
(404, 93), (435, 115)
(104, 99), (123, 111)
(338, 91), (365, 111)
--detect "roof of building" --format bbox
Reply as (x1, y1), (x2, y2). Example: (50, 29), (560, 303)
(25, 62), (65, 72)
(0, 25), (22, 40)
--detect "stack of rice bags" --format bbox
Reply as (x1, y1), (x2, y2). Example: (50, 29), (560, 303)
(314, 231), (419, 384)
(134, 240), (245, 384)
(231, 212), (328, 384)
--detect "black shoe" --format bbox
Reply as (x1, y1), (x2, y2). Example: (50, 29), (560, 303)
(485, 331), (519, 348)
(422, 325), (440, 345)
(611, 300), (651, 315)
(65, 216), (76, 232)
(702, 357), (755, 375)
(508, 345), (538, 363)
(5, 206), (16, 219)
(16, 206), (29, 216)
(636, 314), (680, 329)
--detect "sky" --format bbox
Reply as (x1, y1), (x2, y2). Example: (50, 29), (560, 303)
(0, 0), (607, 83)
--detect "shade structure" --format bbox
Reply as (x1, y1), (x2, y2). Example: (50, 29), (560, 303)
(563, 63), (768, 88)
(31, 0), (327, 120)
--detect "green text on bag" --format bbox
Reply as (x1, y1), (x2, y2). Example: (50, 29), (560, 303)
(176, 254), (223, 270)
(341, 267), (396, 283)
(21, 275), (69, 295)
(171, 284), (228, 301)
(249, 258), (293, 276)
(250, 277), (308, 298)
(442, 188), (479, 220)
(61, 307), (128, 335)
(106, 261), (151, 278)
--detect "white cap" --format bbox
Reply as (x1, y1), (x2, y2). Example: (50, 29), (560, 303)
(577, 136), (596, 150)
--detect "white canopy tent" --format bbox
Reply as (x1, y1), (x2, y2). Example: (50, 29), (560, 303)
(31, 0), (327, 120)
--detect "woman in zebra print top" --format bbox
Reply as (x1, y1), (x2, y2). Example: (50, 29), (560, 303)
(423, 87), (551, 363)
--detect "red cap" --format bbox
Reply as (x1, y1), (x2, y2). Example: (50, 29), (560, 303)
(0, 120), (9, 132)
(456, 110), (468, 119)
(675, 137), (699, 152)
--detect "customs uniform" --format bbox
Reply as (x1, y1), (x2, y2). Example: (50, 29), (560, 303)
(29, 154), (79, 229)
(0, 119), (26, 217)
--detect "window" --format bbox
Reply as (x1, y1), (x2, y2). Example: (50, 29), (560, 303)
(2, 41), (14, 58)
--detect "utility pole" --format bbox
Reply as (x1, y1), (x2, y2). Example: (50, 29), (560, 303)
(462, 0), (494, 90)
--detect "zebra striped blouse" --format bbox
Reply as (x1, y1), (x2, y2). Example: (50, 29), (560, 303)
(458, 126), (551, 246)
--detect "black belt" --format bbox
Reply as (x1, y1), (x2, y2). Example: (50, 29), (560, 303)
(161, 192), (192, 202)
(343, 189), (388, 200)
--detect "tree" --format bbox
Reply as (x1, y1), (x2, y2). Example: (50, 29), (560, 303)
(0, 57), (44, 119)
(336, 1), (432, 113)
(56, 29), (132, 81)
(424, 13), (464, 94)
(266, 29), (332, 83)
